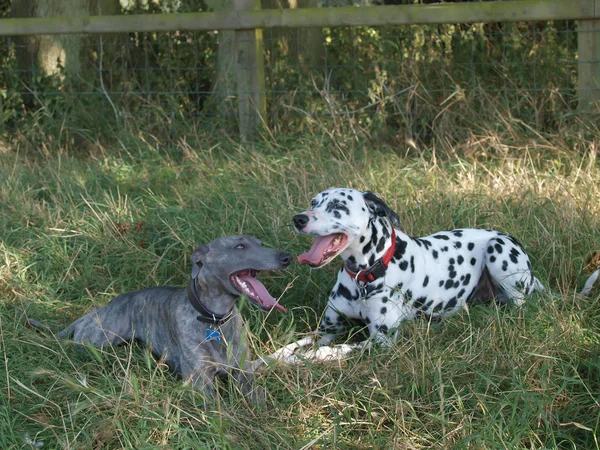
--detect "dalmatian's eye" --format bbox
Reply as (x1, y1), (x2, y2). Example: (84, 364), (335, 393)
(235, 243), (246, 249)
(310, 199), (318, 208)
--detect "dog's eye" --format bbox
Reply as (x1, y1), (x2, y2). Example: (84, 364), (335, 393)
(310, 199), (318, 208)
(235, 244), (246, 249)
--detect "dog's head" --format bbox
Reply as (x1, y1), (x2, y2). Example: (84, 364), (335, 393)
(191, 235), (292, 312)
(293, 188), (400, 268)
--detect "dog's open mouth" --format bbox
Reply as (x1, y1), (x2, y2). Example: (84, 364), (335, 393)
(230, 270), (287, 313)
(297, 233), (348, 268)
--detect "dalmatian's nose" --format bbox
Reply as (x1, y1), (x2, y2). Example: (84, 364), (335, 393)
(293, 214), (309, 230)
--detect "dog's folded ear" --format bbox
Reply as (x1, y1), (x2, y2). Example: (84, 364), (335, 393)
(191, 245), (210, 278)
(362, 191), (400, 228)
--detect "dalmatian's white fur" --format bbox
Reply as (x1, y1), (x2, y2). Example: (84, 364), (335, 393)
(292, 188), (545, 346)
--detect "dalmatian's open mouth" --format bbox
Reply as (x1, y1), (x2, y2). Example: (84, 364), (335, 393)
(230, 270), (287, 313)
(297, 233), (349, 268)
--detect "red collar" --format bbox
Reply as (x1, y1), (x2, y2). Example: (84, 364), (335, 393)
(344, 228), (396, 283)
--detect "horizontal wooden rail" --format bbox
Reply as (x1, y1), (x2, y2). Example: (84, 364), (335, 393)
(0, 0), (596, 36)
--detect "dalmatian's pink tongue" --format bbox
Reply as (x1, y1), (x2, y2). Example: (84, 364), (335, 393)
(297, 234), (345, 266)
(236, 273), (287, 313)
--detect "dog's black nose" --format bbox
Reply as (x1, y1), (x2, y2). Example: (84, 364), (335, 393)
(280, 252), (293, 266)
(293, 214), (309, 230)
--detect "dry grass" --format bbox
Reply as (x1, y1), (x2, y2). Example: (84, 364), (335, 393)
(0, 96), (599, 449)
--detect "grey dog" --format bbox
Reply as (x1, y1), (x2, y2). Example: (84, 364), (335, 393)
(28, 235), (292, 402)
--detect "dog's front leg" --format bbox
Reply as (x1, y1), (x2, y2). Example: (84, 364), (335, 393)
(188, 370), (217, 401)
(234, 368), (264, 405)
(316, 302), (348, 346)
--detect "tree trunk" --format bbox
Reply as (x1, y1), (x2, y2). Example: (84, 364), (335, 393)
(11, 0), (121, 77)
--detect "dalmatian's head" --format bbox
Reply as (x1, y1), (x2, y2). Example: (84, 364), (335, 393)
(293, 188), (400, 268)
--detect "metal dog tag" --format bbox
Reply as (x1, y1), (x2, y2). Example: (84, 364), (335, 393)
(358, 284), (367, 301)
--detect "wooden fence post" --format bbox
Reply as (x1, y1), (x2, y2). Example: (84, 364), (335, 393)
(578, 0), (600, 112)
(234, 0), (266, 140)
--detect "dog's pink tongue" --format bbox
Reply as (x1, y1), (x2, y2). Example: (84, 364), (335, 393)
(297, 235), (338, 265)
(238, 274), (287, 313)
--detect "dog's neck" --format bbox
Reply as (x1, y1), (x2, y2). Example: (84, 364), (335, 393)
(187, 273), (237, 324)
(342, 216), (399, 273)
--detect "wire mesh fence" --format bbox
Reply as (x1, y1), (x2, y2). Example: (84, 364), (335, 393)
(0, 11), (590, 143)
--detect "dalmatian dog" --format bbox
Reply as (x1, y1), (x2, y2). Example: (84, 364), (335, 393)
(254, 187), (599, 366)
(291, 187), (546, 349)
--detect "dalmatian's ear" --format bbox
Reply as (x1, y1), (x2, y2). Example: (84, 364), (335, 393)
(191, 245), (209, 279)
(362, 191), (400, 228)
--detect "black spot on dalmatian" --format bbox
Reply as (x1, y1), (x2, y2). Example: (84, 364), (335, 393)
(413, 296), (427, 308)
(382, 296), (389, 303)
(454, 241), (462, 249)
(509, 247), (520, 264)
(470, 257), (477, 266)
(449, 269), (457, 279)
(337, 283), (359, 301)
(394, 239), (408, 260)
(433, 234), (450, 240)
(433, 302), (444, 313)
(467, 242), (475, 251)
(496, 238), (505, 245)
(457, 289), (465, 298)
(382, 226), (390, 238)
(377, 324), (389, 335)
(444, 297), (458, 311)
(348, 195), (353, 201)
(419, 239), (432, 250)
(414, 239), (422, 247)
(432, 250), (439, 259)
(442, 246), (449, 252)
(376, 236), (386, 253)
(410, 256), (415, 273)
(515, 280), (524, 290)
(439, 280), (444, 287)
(457, 255), (464, 265)
(452, 230), (464, 237)
(494, 243), (503, 253)
(340, 192), (346, 197)
(527, 260), (532, 270)
(423, 299), (434, 310)
(368, 254), (376, 266)
(490, 256), (496, 263)
(454, 281), (460, 288)
(360, 236), (365, 243)
(487, 246), (494, 254)
(380, 307), (387, 315)
(365, 316), (371, 324)
(463, 273), (471, 285)
(405, 290), (413, 300)
(502, 260), (508, 271)
(370, 224), (378, 244)
(399, 260), (409, 271)
(366, 284), (384, 297)
(444, 279), (454, 289)
(423, 275), (429, 287)
(326, 199), (350, 216)
(507, 236), (525, 251)
(362, 241), (373, 254)
(449, 258), (455, 265)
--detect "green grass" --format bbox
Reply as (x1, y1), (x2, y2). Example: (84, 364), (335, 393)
(1, 113), (600, 449)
